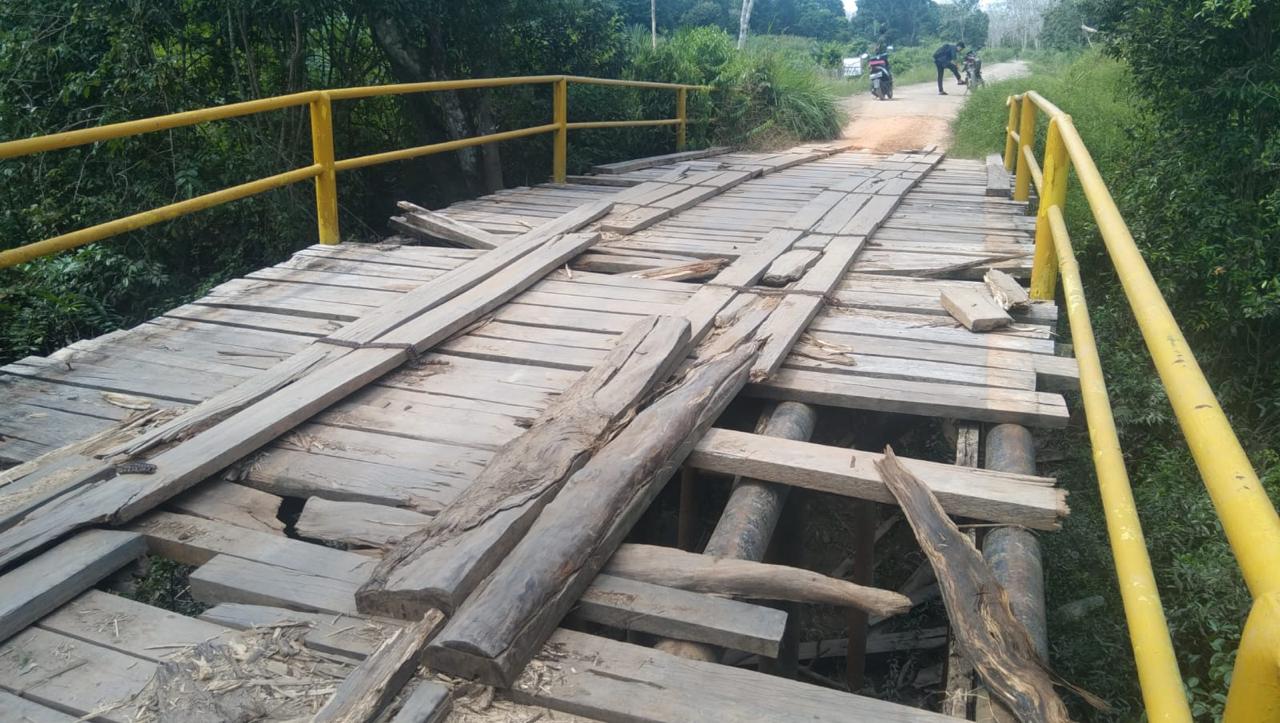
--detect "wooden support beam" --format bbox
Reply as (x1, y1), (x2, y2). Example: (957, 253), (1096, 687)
(425, 339), (759, 686)
(687, 428), (1068, 530)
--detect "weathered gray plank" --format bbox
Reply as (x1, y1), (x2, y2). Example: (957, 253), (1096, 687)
(0, 530), (146, 644)
(510, 629), (954, 722)
(575, 574), (786, 657)
(687, 428), (1067, 530)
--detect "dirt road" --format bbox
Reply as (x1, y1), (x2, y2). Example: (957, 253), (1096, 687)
(841, 60), (1029, 152)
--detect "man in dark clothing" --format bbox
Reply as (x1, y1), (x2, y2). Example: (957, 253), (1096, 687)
(934, 42), (967, 95)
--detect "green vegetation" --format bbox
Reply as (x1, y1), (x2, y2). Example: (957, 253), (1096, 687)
(0, 1), (848, 366)
(952, 0), (1280, 712)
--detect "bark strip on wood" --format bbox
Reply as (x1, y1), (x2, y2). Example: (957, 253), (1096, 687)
(874, 447), (1071, 723)
(604, 544), (910, 617)
(357, 315), (692, 618)
(425, 339), (760, 687)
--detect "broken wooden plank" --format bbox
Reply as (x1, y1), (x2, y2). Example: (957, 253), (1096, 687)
(297, 497), (429, 549)
(0, 529), (146, 644)
(358, 315), (691, 619)
(425, 339), (759, 686)
(984, 268), (1031, 311)
(875, 448), (1072, 722)
(313, 611), (446, 723)
(604, 544), (910, 616)
(761, 250), (820, 286)
(941, 288), (1013, 332)
(168, 482), (284, 535)
(392, 202), (501, 249)
(687, 428), (1067, 530)
(510, 629), (955, 722)
(576, 574), (786, 657)
(630, 258), (728, 281)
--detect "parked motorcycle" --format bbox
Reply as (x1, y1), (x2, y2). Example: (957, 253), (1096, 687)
(865, 49), (893, 101)
(963, 52), (984, 91)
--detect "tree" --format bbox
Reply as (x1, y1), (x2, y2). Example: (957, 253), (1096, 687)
(1039, 0), (1091, 49)
(938, 0), (990, 46)
(738, 0), (756, 48)
(852, 0), (940, 45)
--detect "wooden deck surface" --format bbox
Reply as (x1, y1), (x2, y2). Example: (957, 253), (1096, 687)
(0, 142), (1075, 721)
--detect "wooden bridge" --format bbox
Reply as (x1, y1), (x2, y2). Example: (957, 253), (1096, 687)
(0, 140), (1077, 721)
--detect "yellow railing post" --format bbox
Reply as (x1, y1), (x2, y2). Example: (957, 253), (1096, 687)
(1029, 117), (1069, 300)
(309, 92), (340, 245)
(1003, 96), (1019, 170)
(553, 77), (568, 183)
(676, 87), (688, 151)
(1224, 592), (1280, 722)
(1013, 96), (1037, 201)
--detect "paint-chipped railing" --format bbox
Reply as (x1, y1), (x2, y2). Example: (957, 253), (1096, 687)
(1005, 91), (1280, 722)
(0, 75), (706, 268)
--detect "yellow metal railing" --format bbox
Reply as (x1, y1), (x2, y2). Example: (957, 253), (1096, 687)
(1006, 91), (1280, 722)
(0, 75), (706, 268)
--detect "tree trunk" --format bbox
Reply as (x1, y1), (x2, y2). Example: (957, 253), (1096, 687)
(737, 0), (755, 50)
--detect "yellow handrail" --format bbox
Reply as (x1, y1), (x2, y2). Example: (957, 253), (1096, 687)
(0, 75), (707, 268)
(1006, 90), (1280, 722)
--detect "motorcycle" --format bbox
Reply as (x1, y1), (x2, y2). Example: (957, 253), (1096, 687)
(864, 49), (893, 101)
(963, 52), (984, 91)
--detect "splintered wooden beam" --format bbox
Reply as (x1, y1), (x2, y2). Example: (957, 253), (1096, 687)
(604, 544), (910, 617)
(393, 201), (501, 249)
(357, 315), (692, 618)
(313, 610), (446, 723)
(984, 268), (1031, 311)
(875, 447), (1072, 722)
(425, 339), (760, 687)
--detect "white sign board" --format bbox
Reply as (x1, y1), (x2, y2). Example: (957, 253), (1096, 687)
(842, 57), (862, 78)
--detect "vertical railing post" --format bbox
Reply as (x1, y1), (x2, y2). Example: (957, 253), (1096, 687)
(1012, 96), (1037, 202)
(676, 87), (688, 151)
(553, 77), (568, 183)
(1003, 96), (1020, 171)
(309, 92), (340, 245)
(1030, 117), (1069, 300)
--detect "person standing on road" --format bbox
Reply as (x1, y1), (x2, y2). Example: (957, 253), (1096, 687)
(934, 41), (967, 95)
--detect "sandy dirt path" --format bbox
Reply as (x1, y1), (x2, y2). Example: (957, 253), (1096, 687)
(840, 60), (1029, 153)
